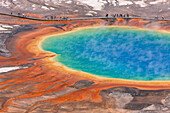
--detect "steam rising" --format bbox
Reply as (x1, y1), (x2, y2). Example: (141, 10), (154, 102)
(42, 27), (170, 81)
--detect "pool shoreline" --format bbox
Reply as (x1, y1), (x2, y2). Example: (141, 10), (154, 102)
(34, 22), (170, 87)
(40, 26), (169, 81)
(1, 16), (170, 112)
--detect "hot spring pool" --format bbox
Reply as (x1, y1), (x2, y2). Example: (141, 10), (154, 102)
(42, 27), (170, 81)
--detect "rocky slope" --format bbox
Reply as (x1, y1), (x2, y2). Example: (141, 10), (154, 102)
(0, 0), (170, 18)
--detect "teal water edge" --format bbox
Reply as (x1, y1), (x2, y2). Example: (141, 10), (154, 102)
(42, 27), (170, 81)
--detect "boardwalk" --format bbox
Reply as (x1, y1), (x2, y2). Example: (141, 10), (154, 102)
(0, 13), (170, 21)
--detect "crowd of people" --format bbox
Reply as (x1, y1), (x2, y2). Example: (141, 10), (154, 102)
(155, 16), (165, 20)
(45, 16), (69, 20)
(106, 13), (165, 20)
(16, 12), (70, 20)
(106, 13), (129, 18)
(17, 13), (29, 17)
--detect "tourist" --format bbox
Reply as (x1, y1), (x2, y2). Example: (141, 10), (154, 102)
(127, 14), (129, 17)
(117, 14), (119, 17)
(162, 16), (164, 20)
(106, 14), (108, 17)
(155, 16), (158, 20)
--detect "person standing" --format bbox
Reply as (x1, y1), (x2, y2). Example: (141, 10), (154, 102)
(155, 16), (158, 20)
(162, 16), (164, 20)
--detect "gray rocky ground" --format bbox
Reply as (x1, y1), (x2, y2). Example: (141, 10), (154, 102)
(0, 0), (170, 18)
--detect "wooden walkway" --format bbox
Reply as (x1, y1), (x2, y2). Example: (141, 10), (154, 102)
(0, 13), (170, 21)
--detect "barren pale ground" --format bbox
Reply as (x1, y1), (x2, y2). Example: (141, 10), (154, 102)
(0, 0), (170, 18)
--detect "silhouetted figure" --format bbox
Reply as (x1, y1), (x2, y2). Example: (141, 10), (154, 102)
(127, 14), (129, 17)
(113, 14), (116, 18)
(106, 14), (108, 17)
(162, 16), (164, 20)
(120, 14), (122, 17)
(117, 14), (119, 17)
(11, 12), (12, 15)
(155, 16), (158, 20)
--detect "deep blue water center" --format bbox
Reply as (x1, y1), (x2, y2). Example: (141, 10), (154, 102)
(42, 27), (170, 81)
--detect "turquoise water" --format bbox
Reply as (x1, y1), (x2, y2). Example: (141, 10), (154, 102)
(42, 27), (170, 81)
